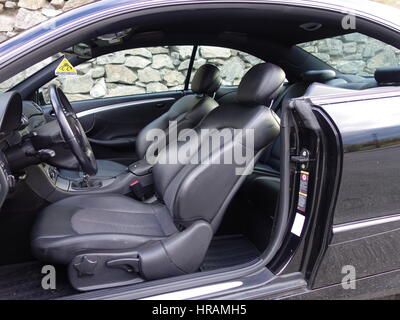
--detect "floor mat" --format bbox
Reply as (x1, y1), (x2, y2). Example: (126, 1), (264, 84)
(0, 261), (76, 300)
(201, 235), (261, 271)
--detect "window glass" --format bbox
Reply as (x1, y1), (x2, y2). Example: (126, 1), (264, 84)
(0, 55), (62, 94)
(298, 32), (400, 76)
(194, 46), (264, 86)
(40, 46), (193, 103)
(1, 45), (265, 102)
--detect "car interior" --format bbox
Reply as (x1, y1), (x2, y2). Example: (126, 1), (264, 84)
(0, 4), (400, 299)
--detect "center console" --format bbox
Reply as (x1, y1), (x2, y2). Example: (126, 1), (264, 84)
(45, 165), (117, 191)
(25, 159), (155, 203)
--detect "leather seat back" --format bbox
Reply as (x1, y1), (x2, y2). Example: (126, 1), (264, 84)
(152, 63), (285, 231)
(135, 64), (221, 159)
(259, 70), (338, 173)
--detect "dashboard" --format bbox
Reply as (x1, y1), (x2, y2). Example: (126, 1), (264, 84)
(0, 91), (47, 210)
(0, 92), (22, 208)
(0, 91), (23, 138)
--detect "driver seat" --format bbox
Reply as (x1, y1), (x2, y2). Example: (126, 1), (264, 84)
(31, 63), (284, 291)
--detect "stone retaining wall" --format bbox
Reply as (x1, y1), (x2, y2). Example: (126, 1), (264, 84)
(0, 0), (94, 43)
(0, 45), (264, 102)
(298, 34), (400, 76)
(46, 46), (263, 101)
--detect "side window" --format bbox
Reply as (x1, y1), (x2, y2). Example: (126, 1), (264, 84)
(194, 46), (264, 86)
(0, 56), (61, 94)
(298, 33), (400, 76)
(41, 46), (194, 103)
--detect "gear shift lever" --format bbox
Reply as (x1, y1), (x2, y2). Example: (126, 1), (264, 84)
(71, 173), (103, 189)
(81, 174), (90, 188)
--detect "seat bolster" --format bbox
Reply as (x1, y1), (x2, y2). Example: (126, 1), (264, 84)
(136, 95), (218, 160)
(31, 205), (77, 240)
(139, 220), (213, 279)
(32, 233), (166, 265)
(136, 112), (170, 160)
(31, 194), (177, 264)
(48, 193), (157, 212)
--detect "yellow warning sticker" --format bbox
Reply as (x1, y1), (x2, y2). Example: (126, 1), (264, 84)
(55, 57), (77, 76)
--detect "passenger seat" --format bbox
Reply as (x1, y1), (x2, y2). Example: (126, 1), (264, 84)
(59, 64), (222, 180)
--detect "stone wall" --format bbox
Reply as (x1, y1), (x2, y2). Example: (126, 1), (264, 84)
(44, 46), (262, 102)
(298, 33), (400, 76)
(0, 45), (263, 101)
(0, 0), (94, 43)
(1, 0), (398, 45)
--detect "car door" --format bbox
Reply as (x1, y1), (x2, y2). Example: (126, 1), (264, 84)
(68, 91), (182, 165)
(287, 85), (400, 299)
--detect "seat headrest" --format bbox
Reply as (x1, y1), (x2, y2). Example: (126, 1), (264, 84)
(237, 63), (286, 106)
(191, 64), (221, 94)
(375, 67), (400, 85)
(302, 70), (336, 83)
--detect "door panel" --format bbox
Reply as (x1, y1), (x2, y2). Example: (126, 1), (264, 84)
(80, 92), (181, 162)
(308, 90), (400, 290)
(43, 91), (183, 163)
(320, 94), (400, 225)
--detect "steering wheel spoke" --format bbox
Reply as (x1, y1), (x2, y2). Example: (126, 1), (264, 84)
(49, 85), (97, 176)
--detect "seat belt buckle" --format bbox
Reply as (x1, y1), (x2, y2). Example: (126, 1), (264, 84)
(130, 180), (145, 201)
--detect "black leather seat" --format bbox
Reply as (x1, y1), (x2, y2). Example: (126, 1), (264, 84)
(59, 64), (222, 180)
(258, 69), (341, 175)
(31, 63), (285, 290)
(32, 194), (177, 264)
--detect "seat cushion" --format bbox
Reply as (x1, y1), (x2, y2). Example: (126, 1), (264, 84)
(31, 194), (177, 264)
(58, 159), (127, 180)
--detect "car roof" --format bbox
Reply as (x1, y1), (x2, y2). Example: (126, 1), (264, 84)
(0, 0), (399, 84)
(0, 0), (399, 51)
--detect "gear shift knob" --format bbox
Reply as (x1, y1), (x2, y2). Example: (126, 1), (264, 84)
(71, 173), (102, 189)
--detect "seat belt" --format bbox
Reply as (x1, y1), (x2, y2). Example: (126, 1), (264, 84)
(260, 82), (304, 165)
(270, 84), (292, 112)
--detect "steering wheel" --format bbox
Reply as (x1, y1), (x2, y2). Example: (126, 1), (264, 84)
(49, 85), (97, 176)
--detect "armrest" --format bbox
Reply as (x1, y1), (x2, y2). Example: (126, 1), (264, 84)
(88, 137), (136, 148)
(128, 159), (153, 176)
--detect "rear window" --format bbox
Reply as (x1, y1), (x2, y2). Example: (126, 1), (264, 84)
(297, 32), (400, 76)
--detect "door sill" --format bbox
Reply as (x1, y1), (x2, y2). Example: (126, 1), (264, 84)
(60, 259), (305, 300)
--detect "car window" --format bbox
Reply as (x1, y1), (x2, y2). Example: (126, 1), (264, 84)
(40, 46), (194, 103)
(0, 55), (62, 95)
(1, 45), (264, 102)
(298, 32), (400, 76)
(194, 46), (264, 86)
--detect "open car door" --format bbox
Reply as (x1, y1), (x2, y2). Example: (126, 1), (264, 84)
(281, 83), (400, 300)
